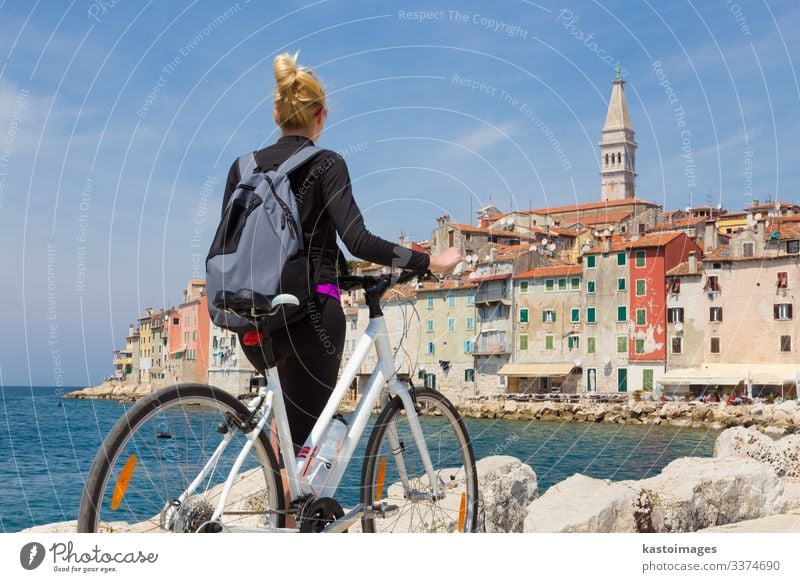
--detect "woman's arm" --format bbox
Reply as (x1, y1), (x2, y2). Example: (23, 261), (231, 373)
(320, 153), (431, 272)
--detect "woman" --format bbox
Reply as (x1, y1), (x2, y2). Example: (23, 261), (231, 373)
(225, 52), (463, 459)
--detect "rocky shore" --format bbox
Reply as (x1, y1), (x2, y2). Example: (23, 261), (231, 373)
(458, 397), (800, 435)
(65, 383), (800, 434)
(23, 427), (800, 533)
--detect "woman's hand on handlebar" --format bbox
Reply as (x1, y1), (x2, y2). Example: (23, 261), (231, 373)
(428, 247), (465, 273)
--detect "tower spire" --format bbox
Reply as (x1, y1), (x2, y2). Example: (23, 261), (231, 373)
(599, 70), (637, 201)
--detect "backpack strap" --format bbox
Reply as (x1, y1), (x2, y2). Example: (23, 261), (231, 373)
(237, 152), (258, 179)
(275, 145), (323, 176)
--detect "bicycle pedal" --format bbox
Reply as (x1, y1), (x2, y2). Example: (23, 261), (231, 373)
(370, 502), (399, 518)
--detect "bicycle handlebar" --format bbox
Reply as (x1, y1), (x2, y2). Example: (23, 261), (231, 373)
(337, 269), (437, 297)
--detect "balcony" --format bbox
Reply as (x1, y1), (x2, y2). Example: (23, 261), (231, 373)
(472, 343), (510, 355)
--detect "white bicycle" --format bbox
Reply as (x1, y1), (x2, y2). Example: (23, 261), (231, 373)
(78, 270), (478, 533)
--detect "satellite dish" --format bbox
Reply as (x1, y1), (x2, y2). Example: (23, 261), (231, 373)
(608, 225), (615, 231)
(685, 206), (692, 213)
(675, 322), (683, 333)
(574, 358), (582, 367)
(581, 244), (591, 252)
(594, 231), (601, 237)
(541, 238), (548, 245)
(548, 243), (556, 251)
(602, 229), (610, 237)
(716, 203), (723, 210)
(531, 245), (537, 251)
(602, 355), (611, 366)
(754, 212), (762, 220)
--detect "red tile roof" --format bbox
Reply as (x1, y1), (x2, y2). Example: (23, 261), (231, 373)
(583, 231), (685, 254)
(531, 197), (659, 215)
(648, 216), (706, 231)
(564, 211), (632, 227)
(514, 265), (583, 279)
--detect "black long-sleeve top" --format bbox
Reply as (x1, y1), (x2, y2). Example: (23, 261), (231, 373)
(221, 135), (430, 285)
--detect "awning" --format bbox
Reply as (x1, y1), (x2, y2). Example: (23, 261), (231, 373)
(498, 363), (575, 377)
(170, 344), (187, 354)
(661, 364), (800, 386)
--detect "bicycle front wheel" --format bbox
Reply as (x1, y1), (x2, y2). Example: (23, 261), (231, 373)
(77, 383), (284, 533)
(360, 388), (478, 533)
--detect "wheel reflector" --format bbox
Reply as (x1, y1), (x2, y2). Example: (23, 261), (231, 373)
(375, 457), (387, 502)
(457, 492), (466, 532)
(111, 455), (137, 511)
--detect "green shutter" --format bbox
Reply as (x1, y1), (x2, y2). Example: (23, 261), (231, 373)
(587, 307), (596, 323)
(617, 252), (626, 266)
(587, 337), (596, 353)
(520, 335), (528, 350)
(636, 250), (646, 267)
(636, 279), (646, 296)
(636, 309), (646, 325)
(618, 368), (628, 392)
(571, 308), (580, 322)
(643, 369), (653, 390)
(617, 278), (626, 291)
(587, 280), (596, 293)
(618, 306), (627, 321)
(617, 336), (627, 353)
(587, 255), (596, 268)
(520, 308), (529, 323)
(545, 335), (554, 350)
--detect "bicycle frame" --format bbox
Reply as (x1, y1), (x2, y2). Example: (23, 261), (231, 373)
(203, 312), (443, 528)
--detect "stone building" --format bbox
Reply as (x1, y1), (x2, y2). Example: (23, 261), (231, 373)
(207, 323), (257, 395)
(472, 274), (512, 395)
(599, 70), (637, 201)
(505, 264), (584, 393)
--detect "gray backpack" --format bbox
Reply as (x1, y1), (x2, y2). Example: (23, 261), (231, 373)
(206, 146), (322, 333)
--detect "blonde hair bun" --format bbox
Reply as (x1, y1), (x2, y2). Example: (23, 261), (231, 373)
(273, 51), (325, 129)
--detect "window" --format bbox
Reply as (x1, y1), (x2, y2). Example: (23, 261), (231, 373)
(448, 295), (456, 307)
(466, 316), (474, 330)
(545, 335), (554, 350)
(617, 305), (627, 322)
(635, 279), (646, 296)
(705, 276), (720, 292)
(617, 277), (626, 291)
(463, 340), (472, 353)
(426, 341), (435, 354)
(587, 336), (596, 353)
(668, 307), (684, 323)
(586, 307), (596, 323)
(709, 307), (723, 322)
(636, 309), (647, 326)
(635, 250), (646, 267)
(712, 262), (722, 270)
(520, 281), (529, 294)
(427, 296), (434, 309)
(587, 280), (596, 294)
(519, 308), (529, 323)
(173, 317), (179, 325)
(213, 337), (218, 349)
(617, 252), (627, 266)
(571, 308), (580, 323)
(230, 335), (236, 347)
(519, 334), (528, 350)
(617, 336), (628, 353)
(427, 319), (434, 332)
(777, 272), (788, 289)
(587, 368), (597, 391)
(618, 368), (628, 392)
(567, 335), (580, 350)
(448, 318), (455, 331)
(192, 331), (196, 341)
(635, 338), (645, 354)
(788, 240), (800, 254)
(775, 303), (793, 320)
(558, 278), (567, 291)
(545, 279), (554, 292)
(643, 369), (654, 390)
(467, 293), (474, 305)
(780, 335), (792, 352)
(667, 278), (681, 294)
(543, 309), (556, 323)
(671, 337), (683, 354)
(742, 242), (754, 257)
(465, 368), (475, 382)
(586, 255), (596, 269)
(570, 277), (580, 290)
(710, 337), (720, 354)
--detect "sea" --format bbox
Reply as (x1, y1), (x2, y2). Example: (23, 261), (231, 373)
(0, 385), (720, 532)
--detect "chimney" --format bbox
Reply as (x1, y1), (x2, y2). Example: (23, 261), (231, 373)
(602, 238), (611, 254)
(757, 219), (765, 239)
(147, 307), (154, 316)
(752, 198), (759, 208)
(688, 251), (697, 274)
(703, 220), (718, 251)
(128, 324), (134, 336)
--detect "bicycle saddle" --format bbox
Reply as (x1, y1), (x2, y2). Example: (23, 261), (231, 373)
(213, 289), (299, 317)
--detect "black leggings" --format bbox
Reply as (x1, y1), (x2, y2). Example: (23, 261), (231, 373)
(240, 293), (345, 456)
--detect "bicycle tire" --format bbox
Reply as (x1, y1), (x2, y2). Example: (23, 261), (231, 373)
(360, 388), (478, 533)
(77, 383), (285, 533)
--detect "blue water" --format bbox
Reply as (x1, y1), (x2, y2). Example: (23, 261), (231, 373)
(0, 386), (720, 532)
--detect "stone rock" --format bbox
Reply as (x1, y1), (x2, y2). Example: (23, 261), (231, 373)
(751, 403), (764, 415)
(764, 425), (788, 436)
(476, 456), (538, 533)
(503, 400), (518, 413)
(782, 477), (800, 511)
(633, 457), (786, 532)
(698, 513), (800, 533)
(774, 435), (800, 477)
(524, 474), (637, 533)
(713, 427), (789, 476)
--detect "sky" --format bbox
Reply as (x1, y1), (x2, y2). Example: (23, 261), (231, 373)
(0, 0), (798, 386)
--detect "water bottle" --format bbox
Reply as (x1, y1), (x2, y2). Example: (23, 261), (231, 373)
(296, 415), (348, 491)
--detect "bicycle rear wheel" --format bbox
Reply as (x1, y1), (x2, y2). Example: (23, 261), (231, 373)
(360, 388), (478, 533)
(77, 383), (284, 533)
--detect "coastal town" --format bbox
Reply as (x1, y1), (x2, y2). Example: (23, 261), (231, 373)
(91, 73), (799, 411)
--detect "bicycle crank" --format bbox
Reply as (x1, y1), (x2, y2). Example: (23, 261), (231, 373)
(298, 497), (345, 533)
